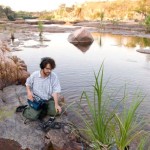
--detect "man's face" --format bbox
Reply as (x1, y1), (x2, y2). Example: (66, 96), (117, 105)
(43, 64), (52, 76)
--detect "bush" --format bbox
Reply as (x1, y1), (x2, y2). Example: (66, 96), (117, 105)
(38, 21), (43, 37)
(45, 15), (54, 20)
(7, 15), (15, 21)
(144, 15), (150, 33)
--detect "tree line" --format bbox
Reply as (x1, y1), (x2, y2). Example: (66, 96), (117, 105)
(1, 0), (150, 22)
(0, 5), (37, 21)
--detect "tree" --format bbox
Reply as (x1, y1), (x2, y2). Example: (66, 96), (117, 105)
(74, 5), (84, 20)
(0, 5), (7, 19)
(134, 0), (150, 19)
(2, 6), (15, 21)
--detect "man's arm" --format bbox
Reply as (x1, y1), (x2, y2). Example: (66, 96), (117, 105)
(52, 93), (62, 113)
(25, 73), (34, 101)
(26, 85), (34, 101)
(51, 72), (61, 113)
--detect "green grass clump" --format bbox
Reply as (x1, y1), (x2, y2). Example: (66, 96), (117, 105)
(74, 63), (148, 150)
(113, 94), (144, 150)
(38, 21), (43, 37)
(144, 15), (150, 33)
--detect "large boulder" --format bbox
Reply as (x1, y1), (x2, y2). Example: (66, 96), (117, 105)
(68, 27), (94, 45)
(0, 40), (30, 89)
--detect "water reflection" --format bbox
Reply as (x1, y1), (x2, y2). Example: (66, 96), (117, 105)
(93, 33), (150, 49)
(146, 54), (150, 62)
(39, 36), (44, 45)
(125, 37), (150, 48)
(71, 43), (92, 53)
(12, 32), (150, 128)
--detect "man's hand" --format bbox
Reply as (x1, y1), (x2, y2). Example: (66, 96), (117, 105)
(52, 93), (62, 114)
(55, 104), (62, 114)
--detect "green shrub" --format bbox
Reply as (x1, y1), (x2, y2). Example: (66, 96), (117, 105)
(112, 93), (144, 150)
(45, 15), (54, 20)
(144, 15), (150, 33)
(38, 21), (43, 37)
(7, 15), (15, 21)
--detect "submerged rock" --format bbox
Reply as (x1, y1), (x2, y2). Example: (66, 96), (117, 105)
(24, 44), (48, 48)
(136, 49), (150, 54)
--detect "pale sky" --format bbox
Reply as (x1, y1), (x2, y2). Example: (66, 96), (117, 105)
(0, 0), (90, 12)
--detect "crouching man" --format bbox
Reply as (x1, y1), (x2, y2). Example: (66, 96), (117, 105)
(24, 57), (62, 120)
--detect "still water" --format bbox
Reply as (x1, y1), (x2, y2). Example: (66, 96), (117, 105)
(12, 32), (150, 124)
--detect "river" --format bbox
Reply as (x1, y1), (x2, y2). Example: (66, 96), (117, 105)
(12, 32), (150, 128)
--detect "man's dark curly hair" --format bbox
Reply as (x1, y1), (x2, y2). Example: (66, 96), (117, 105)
(40, 57), (56, 70)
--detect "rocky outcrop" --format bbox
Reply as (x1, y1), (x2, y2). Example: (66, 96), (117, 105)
(68, 27), (94, 45)
(0, 85), (88, 150)
(0, 85), (44, 150)
(44, 126), (87, 150)
(0, 40), (30, 89)
(25, 20), (66, 25)
(73, 21), (146, 32)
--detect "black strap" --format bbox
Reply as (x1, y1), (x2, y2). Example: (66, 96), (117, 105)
(16, 105), (28, 112)
(39, 117), (61, 132)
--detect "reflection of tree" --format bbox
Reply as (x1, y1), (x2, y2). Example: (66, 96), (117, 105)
(39, 36), (43, 45)
(124, 37), (136, 47)
(114, 36), (124, 46)
(145, 54), (150, 62)
(99, 35), (102, 47)
(93, 33), (150, 49)
(92, 33), (103, 47)
(125, 37), (150, 48)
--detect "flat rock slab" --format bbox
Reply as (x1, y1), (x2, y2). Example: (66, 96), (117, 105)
(0, 85), (45, 150)
(136, 49), (150, 54)
(0, 85), (87, 150)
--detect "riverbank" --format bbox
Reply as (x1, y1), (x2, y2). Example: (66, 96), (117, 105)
(1, 20), (150, 54)
(0, 20), (150, 149)
(0, 20), (150, 39)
